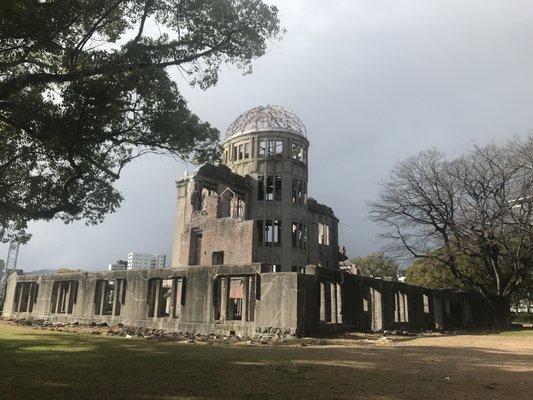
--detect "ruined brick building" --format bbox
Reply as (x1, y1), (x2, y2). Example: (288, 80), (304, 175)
(2, 106), (498, 336)
(171, 105), (342, 272)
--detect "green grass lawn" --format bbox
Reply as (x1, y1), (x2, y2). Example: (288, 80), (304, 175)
(1, 322), (532, 400)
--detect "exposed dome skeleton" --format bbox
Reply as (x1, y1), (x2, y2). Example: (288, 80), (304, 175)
(225, 105), (307, 140)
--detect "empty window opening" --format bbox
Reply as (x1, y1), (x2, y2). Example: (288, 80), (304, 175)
(292, 144), (306, 162)
(189, 229), (203, 265)
(266, 176), (274, 200)
(423, 294), (430, 314)
(363, 297), (369, 312)
(292, 179), (307, 205)
(394, 291), (409, 323)
(275, 140), (283, 156)
(258, 175), (281, 202)
(218, 191), (245, 219)
(291, 222), (307, 249)
(217, 191), (231, 218)
(102, 281), (115, 315)
(258, 140), (284, 158)
(318, 223), (330, 245)
(94, 279), (125, 316)
(258, 220), (282, 246)
(258, 176), (265, 201)
(299, 223), (307, 249)
(213, 275), (257, 322)
(212, 251), (225, 265)
(264, 220), (281, 245)
(244, 143), (250, 158)
(228, 277), (244, 320)
(231, 194), (245, 217)
(12, 282), (39, 313)
(292, 222), (298, 247)
(191, 190), (202, 211)
(147, 277), (185, 318)
(261, 264), (280, 273)
(274, 176), (282, 201)
(191, 181), (217, 212)
(50, 280), (78, 314)
(159, 279), (173, 317)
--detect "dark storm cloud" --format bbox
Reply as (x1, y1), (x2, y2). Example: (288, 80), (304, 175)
(4, 0), (533, 270)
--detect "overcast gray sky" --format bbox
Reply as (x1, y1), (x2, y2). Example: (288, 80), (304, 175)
(3, 0), (533, 271)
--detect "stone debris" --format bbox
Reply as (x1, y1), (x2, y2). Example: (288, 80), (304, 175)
(4, 317), (451, 347)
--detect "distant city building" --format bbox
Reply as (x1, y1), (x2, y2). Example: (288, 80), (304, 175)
(127, 252), (166, 269)
(107, 260), (128, 271)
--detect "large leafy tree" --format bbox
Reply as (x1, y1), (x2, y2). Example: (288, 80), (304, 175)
(0, 0), (282, 242)
(370, 137), (533, 326)
(352, 252), (399, 281)
(404, 256), (462, 289)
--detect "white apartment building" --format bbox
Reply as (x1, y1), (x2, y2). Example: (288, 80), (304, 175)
(127, 252), (166, 269)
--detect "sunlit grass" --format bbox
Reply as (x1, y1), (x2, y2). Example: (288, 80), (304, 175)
(497, 329), (533, 337)
(0, 322), (531, 400)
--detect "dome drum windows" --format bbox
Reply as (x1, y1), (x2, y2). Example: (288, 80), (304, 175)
(292, 144), (306, 163)
(258, 139), (283, 158)
(231, 142), (251, 162)
(292, 178), (307, 205)
(292, 222), (308, 249)
(257, 220), (281, 246)
(258, 175), (282, 201)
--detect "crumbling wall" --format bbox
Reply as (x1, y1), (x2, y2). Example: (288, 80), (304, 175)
(3, 264), (298, 338)
(3, 264), (497, 337)
(294, 266), (495, 335)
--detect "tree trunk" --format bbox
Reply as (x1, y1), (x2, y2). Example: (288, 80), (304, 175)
(489, 295), (511, 329)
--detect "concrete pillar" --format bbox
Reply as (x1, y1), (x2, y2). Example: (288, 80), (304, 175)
(221, 277), (228, 322)
(320, 282), (326, 322)
(370, 288), (383, 331)
(336, 283), (342, 324)
(154, 281), (161, 318)
(331, 283), (337, 323)
(242, 277), (249, 322)
(99, 281), (106, 316)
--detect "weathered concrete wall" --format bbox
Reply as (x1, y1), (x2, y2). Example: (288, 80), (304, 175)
(290, 266), (495, 334)
(3, 264), (497, 337)
(255, 272), (299, 335)
(3, 264), (299, 337)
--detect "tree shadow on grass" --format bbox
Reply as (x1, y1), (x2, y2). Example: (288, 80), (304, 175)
(0, 330), (532, 400)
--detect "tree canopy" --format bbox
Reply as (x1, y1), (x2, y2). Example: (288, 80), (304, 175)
(404, 256), (462, 289)
(0, 0), (282, 243)
(352, 252), (399, 281)
(370, 137), (533, 324)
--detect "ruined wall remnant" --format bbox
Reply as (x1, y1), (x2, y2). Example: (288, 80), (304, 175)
(3, 265), (496, 337)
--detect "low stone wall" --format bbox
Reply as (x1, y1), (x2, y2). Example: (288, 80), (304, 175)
(2, 264), (496, 337)
(298, 266), (494, 333)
